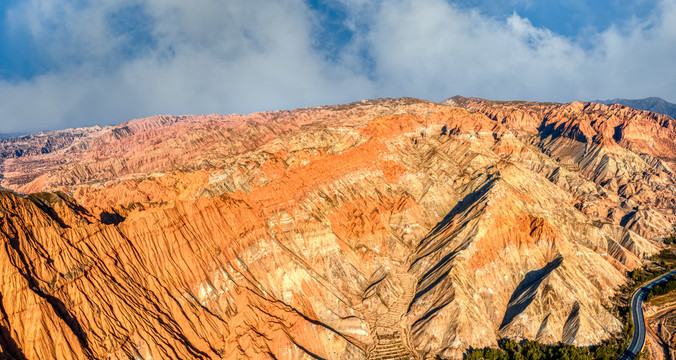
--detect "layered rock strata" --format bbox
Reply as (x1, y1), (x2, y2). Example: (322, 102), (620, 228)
(0, 97), (673, 359)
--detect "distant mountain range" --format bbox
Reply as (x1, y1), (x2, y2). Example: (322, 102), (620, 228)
(0, 132), (25, 140)
(595, 97), (676, 119)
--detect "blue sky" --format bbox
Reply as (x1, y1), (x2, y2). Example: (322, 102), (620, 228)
(452, 1), (658, 37)
(0, 0), (673, 133)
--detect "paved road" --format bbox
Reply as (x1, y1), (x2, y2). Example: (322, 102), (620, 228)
(618, 269), (676, 360)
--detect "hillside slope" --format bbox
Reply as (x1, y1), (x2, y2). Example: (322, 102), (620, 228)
(0, 97), (674, 359)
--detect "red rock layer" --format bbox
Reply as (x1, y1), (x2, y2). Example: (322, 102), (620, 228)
(0, 97), (673, 359)
(447, 96), (675, 240)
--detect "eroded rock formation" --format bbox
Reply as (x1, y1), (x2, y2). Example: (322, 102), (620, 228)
(0, 97), (674, 359)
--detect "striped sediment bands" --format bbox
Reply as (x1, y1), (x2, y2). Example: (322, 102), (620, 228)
(0, 97), (673, 359)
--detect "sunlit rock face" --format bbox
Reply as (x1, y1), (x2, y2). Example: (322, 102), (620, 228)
(0, 97), (673, 359)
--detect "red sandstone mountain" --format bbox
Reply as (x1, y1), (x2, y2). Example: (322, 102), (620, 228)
(0, 97), (674, 359)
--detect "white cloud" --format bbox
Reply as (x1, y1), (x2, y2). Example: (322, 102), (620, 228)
(0, 0), (375, 133)
(357, 0), (676, 103)
(0, 0), (675, 133)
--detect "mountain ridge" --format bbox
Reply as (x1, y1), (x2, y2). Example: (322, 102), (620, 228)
(594, 97), (676, 119)
(0, 96), (673, 359)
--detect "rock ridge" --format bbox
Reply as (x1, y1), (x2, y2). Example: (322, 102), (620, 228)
(0, 96), (673, 359)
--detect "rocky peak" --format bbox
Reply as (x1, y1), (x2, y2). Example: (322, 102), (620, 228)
(0, 96), (673, 359)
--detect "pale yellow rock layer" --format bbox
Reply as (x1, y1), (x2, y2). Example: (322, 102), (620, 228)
(0, 97), (673, 359)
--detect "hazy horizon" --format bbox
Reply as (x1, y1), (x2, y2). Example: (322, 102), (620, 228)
(2, 94), (675, 136)
(1, 0), (675, 133)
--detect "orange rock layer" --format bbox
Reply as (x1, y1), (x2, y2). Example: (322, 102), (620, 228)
(0, 97), (673, 359)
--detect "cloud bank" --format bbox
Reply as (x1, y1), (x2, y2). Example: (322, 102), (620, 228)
(0, 0), (675, 132)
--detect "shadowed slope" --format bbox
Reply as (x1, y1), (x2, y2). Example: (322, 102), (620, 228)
(0, 97), (672, 359)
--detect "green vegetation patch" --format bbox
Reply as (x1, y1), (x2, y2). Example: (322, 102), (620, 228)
(461, 328), (635, 360)
(647, 276), (676, 301)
